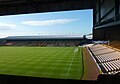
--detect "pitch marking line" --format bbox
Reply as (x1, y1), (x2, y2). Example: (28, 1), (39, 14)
(66, 47), (78, 78)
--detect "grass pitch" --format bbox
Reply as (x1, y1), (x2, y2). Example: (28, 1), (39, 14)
(0, 47), (83, 80)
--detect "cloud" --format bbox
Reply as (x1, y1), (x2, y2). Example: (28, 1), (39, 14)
(0, 22), (16, 30)
(22, 19), (79, 26)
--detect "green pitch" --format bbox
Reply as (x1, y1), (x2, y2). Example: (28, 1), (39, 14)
(0, 47), (83, 80)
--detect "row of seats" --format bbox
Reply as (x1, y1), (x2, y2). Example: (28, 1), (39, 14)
(89, 44), (120, 74)
(96, 52), (120, 63)
(101, 60), (120, 72)
(2, 41), (80, 47)
(90, 45), (115, 56)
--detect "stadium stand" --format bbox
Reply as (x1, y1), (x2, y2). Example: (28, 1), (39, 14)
(2, 41), (81, 47)
(89, 44), (120, 74)
(0, 36), (84, 47)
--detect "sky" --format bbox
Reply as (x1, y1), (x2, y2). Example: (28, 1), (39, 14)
(0, 9), (93, 38)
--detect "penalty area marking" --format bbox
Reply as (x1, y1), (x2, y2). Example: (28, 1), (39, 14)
(66, 47), (79, 78)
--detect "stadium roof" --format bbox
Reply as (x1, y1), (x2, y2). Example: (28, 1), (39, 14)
(0, 0), (95, 16)
(3, 35), (83, 40)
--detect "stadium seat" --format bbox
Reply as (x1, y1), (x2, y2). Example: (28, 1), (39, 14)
(89, 44), (120, 74)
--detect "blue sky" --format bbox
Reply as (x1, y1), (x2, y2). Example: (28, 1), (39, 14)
(0, 9), (93, 38)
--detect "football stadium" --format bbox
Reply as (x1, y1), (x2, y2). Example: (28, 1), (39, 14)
(0, 36), (85, 80)
(0, 0), (120, 84)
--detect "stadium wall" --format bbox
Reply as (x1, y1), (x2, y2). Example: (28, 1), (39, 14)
(93, 25), (120, 41)
(93, 0), (120, 42)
